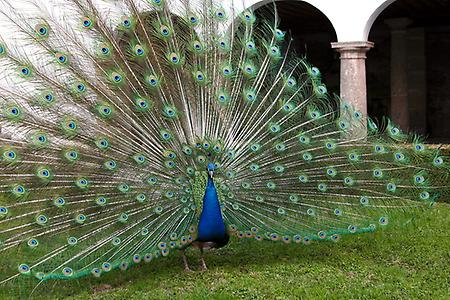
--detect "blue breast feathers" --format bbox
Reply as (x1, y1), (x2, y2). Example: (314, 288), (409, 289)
(196, 176), (227, 242)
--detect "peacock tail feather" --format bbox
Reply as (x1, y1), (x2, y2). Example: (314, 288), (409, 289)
(0, 0), (448, 286)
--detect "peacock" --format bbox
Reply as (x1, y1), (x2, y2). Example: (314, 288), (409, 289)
(0, 0), (448, 289)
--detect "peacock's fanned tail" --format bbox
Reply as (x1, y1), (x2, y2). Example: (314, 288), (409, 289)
(0, 0), (448, 285)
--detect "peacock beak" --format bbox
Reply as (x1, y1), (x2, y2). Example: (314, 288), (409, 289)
(208, 170), (214, 178)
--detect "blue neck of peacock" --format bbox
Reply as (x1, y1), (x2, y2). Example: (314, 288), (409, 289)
(196, 175), (227, 242)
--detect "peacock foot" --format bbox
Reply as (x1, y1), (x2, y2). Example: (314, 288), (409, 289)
(181, 250), (192, 272)
(199, 257), (208, 271)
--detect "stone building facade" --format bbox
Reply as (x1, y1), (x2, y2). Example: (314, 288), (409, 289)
(242, 0), (450, 142)
(0, 0), (449, 142)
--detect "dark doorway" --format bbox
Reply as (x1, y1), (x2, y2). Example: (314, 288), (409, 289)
(368, 0), (450, 143)
(254, 1), (339, 95)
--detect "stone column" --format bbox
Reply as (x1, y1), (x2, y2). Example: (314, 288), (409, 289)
(385, 18), (412, 131)
(407, 27), (427, 134)
(331, 41), (374, 135)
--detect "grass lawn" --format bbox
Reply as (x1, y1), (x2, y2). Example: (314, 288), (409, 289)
(2, 203), (449, 300)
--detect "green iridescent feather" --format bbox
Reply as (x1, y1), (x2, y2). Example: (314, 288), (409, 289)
(0, 0), (448, 291)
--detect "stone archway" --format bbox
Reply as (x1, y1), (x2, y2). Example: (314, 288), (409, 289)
(253, 1), (339, 93)
(367, 0), (450, 143)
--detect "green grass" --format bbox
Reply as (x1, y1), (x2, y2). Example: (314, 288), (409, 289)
(2, 203), (449, 300)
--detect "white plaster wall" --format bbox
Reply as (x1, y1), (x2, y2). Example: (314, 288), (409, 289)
(235, 0), (395, 42)
(0, 0), (396, 43)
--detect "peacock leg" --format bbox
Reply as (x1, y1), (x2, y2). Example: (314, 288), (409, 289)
(180, 249), (192, 272)
(199, 248), (208, 271)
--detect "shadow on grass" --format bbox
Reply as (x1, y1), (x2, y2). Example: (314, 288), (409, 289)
(2, 203), (449, 299)
(3, 235), (358, 298)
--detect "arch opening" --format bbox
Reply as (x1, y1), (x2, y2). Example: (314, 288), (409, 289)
(254, 1), (339, 93)
(367, 0), (450, 143)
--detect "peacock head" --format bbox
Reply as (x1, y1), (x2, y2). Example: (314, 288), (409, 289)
(207, 163), (215, 178)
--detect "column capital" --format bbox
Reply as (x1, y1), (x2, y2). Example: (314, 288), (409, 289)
(331, 41), (374, 59)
